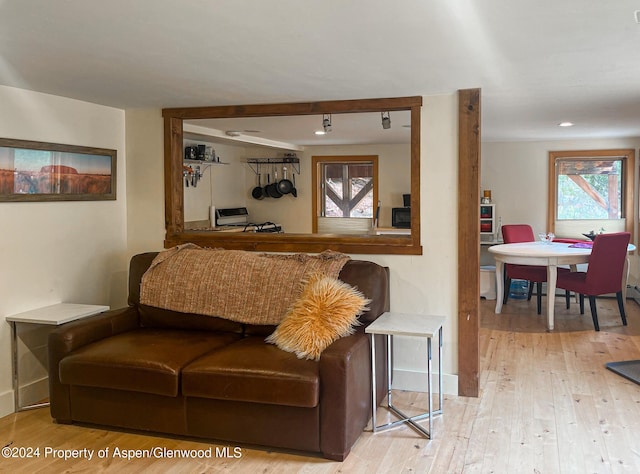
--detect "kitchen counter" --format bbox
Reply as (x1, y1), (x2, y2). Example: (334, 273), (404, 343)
(186, 225), (246, 232)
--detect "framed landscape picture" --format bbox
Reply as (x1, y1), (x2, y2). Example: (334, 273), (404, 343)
(0, 138), (116, 201)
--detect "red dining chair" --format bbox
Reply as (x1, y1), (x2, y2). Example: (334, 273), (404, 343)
(555, 232), (630, 331)
(501, 224), (547, 314)
(501, 224), (570, 314)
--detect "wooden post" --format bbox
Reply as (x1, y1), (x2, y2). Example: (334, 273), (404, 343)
(457, 88), (481, 397)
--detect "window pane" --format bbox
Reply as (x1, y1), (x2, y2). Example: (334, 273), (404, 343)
(557, 159), (622, 220)
(350, 177), (373, 217)
(321, 161), (373, 218)
(324, 178), (342, 217)
(327, 178), (343, 199)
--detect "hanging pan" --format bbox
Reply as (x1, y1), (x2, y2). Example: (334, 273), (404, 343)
(277, 166), (293, 195)
(251, 165), (265, 200)
(265, 166), (282, 198)
(291, 173), (297, 197)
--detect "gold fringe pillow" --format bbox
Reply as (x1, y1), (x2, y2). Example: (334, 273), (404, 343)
(266, 273), (371, 360)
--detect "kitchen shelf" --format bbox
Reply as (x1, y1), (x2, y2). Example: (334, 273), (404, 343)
(184, 159), (229, 171)
(247, 157), (300, 175)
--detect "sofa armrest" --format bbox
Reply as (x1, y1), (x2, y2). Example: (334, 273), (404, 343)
(318, 327), (387, 461)
(48, 306), (140, 421)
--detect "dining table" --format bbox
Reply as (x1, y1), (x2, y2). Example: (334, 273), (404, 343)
(488, 241), (635, 331)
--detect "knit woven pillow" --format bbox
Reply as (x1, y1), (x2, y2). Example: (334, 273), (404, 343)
(266, 273), (370, 360)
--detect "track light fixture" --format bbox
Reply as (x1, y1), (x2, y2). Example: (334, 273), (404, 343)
(322, 114), (332, 133)
(381, 111), (391, 129)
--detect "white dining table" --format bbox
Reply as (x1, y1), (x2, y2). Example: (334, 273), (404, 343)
(488, 241), (635, 331)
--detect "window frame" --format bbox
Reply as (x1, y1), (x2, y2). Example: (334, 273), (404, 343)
(162, 96), (423, 255)
(311, 155), (379, 233)
(547, 149), (635, 240)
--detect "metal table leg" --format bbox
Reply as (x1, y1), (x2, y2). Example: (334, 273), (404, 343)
(11, 321), (49, 412)
(369, 332), (443, 438)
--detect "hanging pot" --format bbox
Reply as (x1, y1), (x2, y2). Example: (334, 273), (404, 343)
(265, 167), (282, 198)
(277, 166), (293, 195)
(252, 172), (265, 200)
(291, 173), (298, 197)
(263, 173), (271, 197)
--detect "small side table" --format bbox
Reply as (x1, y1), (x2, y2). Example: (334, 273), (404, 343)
(7, 303), (109, 412)
(365, 312), (445, 438)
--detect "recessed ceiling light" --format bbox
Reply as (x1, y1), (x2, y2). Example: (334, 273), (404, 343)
(558, 122), (574, 127)
(315, 130), (326, 135)
(225, 130), (242, 137)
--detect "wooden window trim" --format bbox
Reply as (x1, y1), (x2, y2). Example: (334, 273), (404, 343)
(311, 155), (379, 233)
(547, 149), (635, 241)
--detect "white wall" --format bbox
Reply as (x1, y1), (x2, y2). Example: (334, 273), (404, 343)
(0, 85), (128, 416)
(125, 109), (165, 256)
(482, 137), (640, 284)
(125, 93), (461, 395)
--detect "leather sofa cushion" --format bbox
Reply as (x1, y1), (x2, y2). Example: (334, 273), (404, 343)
(182, 337), (319, 408)
(59, 329), (241, 397)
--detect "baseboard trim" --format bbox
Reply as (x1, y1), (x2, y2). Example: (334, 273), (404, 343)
(392, 368), (458, 396)
(0, 388), (15, 418)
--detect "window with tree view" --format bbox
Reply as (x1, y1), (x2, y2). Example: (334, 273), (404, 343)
(322, 162), (374, 218)
(312, 155), (379, 234)
(548, 149), (635, 240)
(556, 159), (622, 220)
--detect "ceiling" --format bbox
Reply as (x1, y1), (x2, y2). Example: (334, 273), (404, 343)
(184, 111), (412, 147)
(1, 0), (640, 143)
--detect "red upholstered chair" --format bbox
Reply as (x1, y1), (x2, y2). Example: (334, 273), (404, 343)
(555, 232), (630, 331)
(501, 224), (548, 314)
(501, 224), (570, 314)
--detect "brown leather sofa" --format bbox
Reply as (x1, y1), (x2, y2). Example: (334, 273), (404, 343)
(48, 252), (389, 461)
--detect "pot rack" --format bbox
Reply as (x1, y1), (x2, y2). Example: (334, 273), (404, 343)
(183, 159), (229, 172)
(246, 156), (300, 175)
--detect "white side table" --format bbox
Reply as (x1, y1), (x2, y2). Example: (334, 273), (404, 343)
(365, 312), (445, 438)
(6, 303), (109, 411)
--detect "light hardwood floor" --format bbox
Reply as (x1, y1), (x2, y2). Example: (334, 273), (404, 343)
(2, 296), (640, 473)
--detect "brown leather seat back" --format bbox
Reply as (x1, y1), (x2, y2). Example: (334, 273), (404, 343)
(128, 252), (158, 306)
(338, 260), (390, 323)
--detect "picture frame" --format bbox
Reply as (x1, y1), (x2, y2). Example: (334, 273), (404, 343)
(0, 138), (116, 202)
